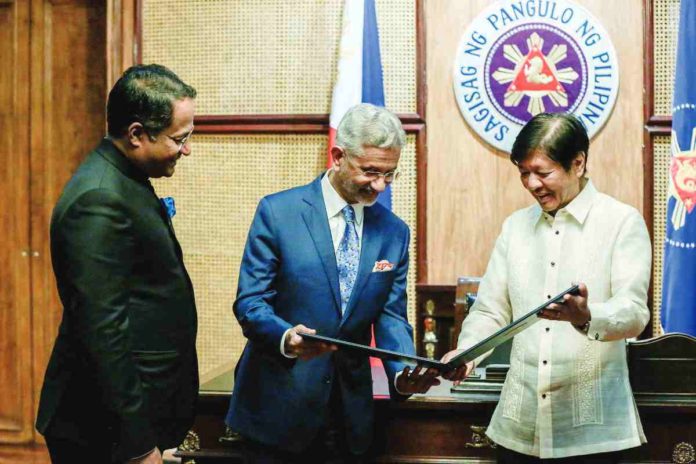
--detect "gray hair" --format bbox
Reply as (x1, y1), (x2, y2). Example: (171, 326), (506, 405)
(335, 103), (406, 156)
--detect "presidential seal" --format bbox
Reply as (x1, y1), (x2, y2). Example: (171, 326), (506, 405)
(453, 0), (619, 153)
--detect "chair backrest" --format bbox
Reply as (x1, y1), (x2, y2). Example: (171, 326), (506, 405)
(628, 333), (696, 395)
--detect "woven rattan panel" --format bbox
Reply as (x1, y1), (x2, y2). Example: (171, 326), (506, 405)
(141, 0), (416, 115)
(391, 134), (418, 344)
(652, 135), (671, 336)
(653, 0), (680, 116)
(152, 134), (418, 381)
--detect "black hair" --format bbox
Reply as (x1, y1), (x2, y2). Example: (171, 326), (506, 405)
(106, 64), (196, 138)
(510, 112), (589, 173)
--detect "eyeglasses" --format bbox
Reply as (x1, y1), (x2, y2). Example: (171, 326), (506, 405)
(344, 154), (400, 183)
(166, 128), (194, 152)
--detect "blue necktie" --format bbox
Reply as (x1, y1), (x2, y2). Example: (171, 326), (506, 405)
(336, 205), (360, 313)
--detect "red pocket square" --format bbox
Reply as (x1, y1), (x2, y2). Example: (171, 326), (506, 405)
(372, 260), (395, 272)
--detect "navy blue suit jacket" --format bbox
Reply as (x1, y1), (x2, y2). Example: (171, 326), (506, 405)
(226, 175), (414, 454)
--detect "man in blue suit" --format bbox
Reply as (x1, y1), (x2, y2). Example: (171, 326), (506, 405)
(226, 103), (438, 462)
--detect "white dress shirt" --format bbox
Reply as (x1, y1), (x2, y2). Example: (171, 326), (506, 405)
(280, 172), (365, 355)
(321, 171), (365, 253)
(457, 180), (651, 458)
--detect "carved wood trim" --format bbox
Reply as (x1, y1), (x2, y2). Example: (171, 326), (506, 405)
(414, 0), (428, 282)
(465, 425), (497, 449)
(415, 123), (428, 282)
(643, 0), (655, 124)
(672, 442), (695, 464)
(178, 430), (201, 452)
(0, 444), (50, 463)
(648, 115), (673, 127)
(643, 0), (673, 339)
(643, 0), (655, 320)
(193, 113), (424, 134)
(134, 0), (142, 64)
(630, 331), (696, 346)
(106, 0), (137, 90)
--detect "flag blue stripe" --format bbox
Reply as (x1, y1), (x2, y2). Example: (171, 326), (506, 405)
(672, 0), (696, 150)
(361, 0), (385, 107)
(362, 0), (392, 210)
(661, 0), (696, 336)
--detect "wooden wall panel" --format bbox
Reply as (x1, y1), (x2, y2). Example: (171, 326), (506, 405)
(425, 0), (644, 283)
(0, 443), (50, 464)
(29, 0), (107, 443)
(0, 0), (33, 443)
(106, 0), (136, 90)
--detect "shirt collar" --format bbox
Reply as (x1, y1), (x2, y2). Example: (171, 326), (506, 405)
(534, 178), (597, 225)
(321, 171), (365, 225)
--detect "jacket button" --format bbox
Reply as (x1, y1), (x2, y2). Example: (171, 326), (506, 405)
(323, 376), (331, 384)
(542, 394), (547, 399)
(543, 360), (548, 365)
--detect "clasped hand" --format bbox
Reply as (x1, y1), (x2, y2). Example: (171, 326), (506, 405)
(536, 282), (590, 327)
(129, 447), (162, 464)
(284, 325), (441, 394)
(284, 324), (338, 360)
(395, 365), (441, 394)
(438, 351), (474, 386)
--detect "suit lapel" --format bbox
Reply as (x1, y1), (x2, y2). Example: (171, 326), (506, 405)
(96, 140), (181, 248)
(341, 206), (382, 325)
(148, 193), (196, 296)
(143, 185), (188, 269)
(156, 198), (177, 236)
(301, 179), (342, 315)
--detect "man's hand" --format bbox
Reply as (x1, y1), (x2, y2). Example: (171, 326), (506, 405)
(537, 283), (591, 327)
(440, 350), (475, 386)
(395, 365), (440, 394)
(130, 447), (162, 464)
(283, 324), (337, 360)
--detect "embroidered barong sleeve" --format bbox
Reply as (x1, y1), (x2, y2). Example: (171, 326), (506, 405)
(585, 209), (651, 342)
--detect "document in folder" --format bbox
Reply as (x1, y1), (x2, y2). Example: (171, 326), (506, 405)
(445, 284), (580, 369)
(300, 284), (580, 372)
(299, 333), (449, 370)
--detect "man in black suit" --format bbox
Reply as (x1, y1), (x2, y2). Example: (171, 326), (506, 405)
(36, 64), (198, 464)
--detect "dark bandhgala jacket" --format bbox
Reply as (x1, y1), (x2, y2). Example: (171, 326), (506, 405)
(36, 138), (198, 461)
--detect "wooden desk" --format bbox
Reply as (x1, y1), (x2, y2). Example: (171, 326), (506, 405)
(177, 335), (696, 464)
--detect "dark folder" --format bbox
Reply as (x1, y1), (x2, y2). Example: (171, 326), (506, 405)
(300, 333), (449, 370)
(300, 285), (580, 372)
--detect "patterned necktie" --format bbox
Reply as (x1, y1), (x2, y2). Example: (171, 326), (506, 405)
(336, 205), (360, 313)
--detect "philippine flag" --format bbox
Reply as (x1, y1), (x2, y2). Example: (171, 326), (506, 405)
(328, 0), (392, 210)
(661, 0), (696, 337)
(329, 0), (390, 369)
